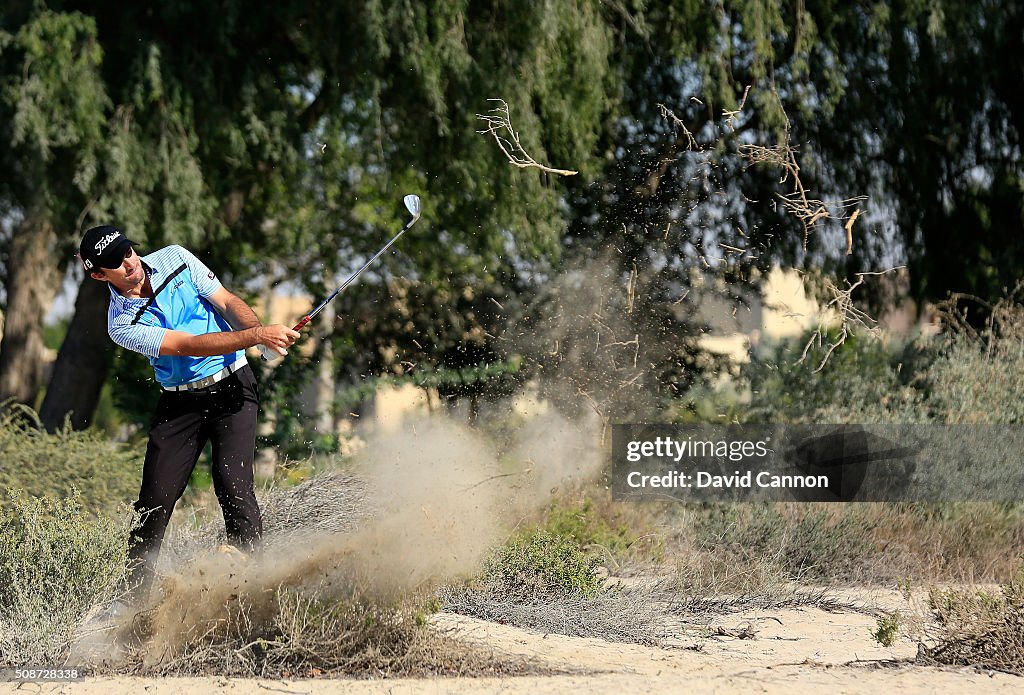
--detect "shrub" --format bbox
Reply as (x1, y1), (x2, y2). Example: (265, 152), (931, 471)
(917, 568), (1024, 673)
(873, 611), (902, 647)
(443, 530), (668, 645)
(141, 584), (444, 677)
(744, 291), (1024, 426)
(540, 492), (663, 564)
(0, 489), (136, 667)
(0, 403), (142, 512)
(729, 294), (1024, 585)
(480, 530), (603, 600)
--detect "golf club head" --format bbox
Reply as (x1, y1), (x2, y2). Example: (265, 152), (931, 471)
(403, 194), (422, 223)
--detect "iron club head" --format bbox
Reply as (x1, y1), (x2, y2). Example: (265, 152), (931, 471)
(403, 194), (422, 223)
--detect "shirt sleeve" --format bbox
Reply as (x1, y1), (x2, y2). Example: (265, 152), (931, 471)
(109, 316), (168, 359)
(174, 245), (223, 298)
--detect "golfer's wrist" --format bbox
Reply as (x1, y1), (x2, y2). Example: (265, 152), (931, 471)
(249, 326), (265, 347)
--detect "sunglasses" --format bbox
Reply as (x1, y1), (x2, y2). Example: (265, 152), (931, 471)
(99, 245), (136, 269)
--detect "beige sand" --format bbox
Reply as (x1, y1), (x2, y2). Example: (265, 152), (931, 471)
(4, 588), (1019, 695)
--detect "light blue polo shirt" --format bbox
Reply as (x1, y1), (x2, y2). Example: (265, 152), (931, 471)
(107, 245), (245, 389)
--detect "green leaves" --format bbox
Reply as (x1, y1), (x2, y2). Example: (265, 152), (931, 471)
(2, 10), (108, 160)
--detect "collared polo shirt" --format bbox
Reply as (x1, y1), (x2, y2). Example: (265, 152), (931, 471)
(107, 245), (245, 389)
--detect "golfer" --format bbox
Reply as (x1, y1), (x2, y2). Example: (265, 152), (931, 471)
(79, 224), (299, 602)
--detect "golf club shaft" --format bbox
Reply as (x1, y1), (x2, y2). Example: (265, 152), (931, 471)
(259, 195), (421, 361)
(293, 219), (414, 331)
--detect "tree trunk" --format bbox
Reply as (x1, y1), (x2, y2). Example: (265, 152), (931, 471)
(313, 301), (336, 438)
(0, 216), (59, 407)
(39, 277), (113, 431)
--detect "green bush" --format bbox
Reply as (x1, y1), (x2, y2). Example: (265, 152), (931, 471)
(744, 293), (1024, 426)
(0, 403), (142, 512)
(541, 494), (658, 560)
(743, 330), (928, 425)
(480, 530), (603, 600)
(0, 489), (136, 667)
(872, 611), (902, 647)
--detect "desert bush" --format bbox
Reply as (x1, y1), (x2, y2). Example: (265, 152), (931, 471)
(915, 568), (1024, 673)
(142, 584), (457, 677)
(480, 530), (603, 600)
(443, 583), (668, 645)
(539, 491), (664, 567)
(444, 530), (668, 645)
(745, 290), (1024, 426)
(0, 403), (142, 512)
(0, 489), (136, 667)
(743, 331), (927, 425)
(872, 611), (902, 647)
(102, 467), (537, 678)
(722, 293), (1024, 585)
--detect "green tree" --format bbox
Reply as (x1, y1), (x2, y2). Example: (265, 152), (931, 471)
(786, 0), (1023, 303)
(0, 7), (108, 406)
(38, 0), (335, 428)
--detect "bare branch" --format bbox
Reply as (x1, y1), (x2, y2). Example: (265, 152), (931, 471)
(476, 99), (578, 176)
(737, 110), (866, 249)
(657, 103), (698, 151)
(722, 85), (751, 132)
(844, 208), (862, 255)
(798, 267), (904, 372)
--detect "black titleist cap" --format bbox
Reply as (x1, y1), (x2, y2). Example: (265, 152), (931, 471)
(78, 225), (138, 270)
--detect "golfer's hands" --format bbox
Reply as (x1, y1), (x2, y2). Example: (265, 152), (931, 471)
(255, 325), (301, 357)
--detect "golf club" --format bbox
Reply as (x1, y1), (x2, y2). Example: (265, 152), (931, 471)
(259, 194), (422, 361)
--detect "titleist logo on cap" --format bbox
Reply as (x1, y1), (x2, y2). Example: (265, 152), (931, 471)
(94, 232), (121, 253)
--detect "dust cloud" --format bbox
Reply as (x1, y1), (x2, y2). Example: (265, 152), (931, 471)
(77, 410), (604, 667)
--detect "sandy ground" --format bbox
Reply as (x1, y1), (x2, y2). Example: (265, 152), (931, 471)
(3, 588), (1020, 695)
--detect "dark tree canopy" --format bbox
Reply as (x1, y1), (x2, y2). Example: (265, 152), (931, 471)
(0, 0), (1018, 430)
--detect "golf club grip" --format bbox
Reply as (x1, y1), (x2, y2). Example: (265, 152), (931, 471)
(293, 315), (312, 332)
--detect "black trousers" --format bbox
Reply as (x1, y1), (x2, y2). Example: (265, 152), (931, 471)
(127, 364), (263, 598)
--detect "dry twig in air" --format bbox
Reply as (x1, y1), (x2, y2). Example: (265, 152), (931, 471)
(722, 85), (751, 132)
(476, 99), (578, 176)
(799, 267), (903, 372)
(737, 110), (865, 249)
(657, 103), (698, 151)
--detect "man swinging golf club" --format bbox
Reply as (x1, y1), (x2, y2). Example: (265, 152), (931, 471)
(82, 196), (420, 608)
(80, 225), (299, 604)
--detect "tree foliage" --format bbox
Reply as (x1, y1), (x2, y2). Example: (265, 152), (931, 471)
(0, 0), (1019, 430)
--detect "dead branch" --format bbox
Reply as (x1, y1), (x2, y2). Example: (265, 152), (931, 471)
(476, 99), (578, 176)
(844, 208), (861, 255)
(799, 267), (904, 372)
(722, 85), (751, 132)
(737, 114), (866, 249)
(657, 103), (698, 151)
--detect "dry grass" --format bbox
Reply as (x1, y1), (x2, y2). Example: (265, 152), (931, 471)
(443, 583), (669, 646)
(441, 529), (672, 646)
